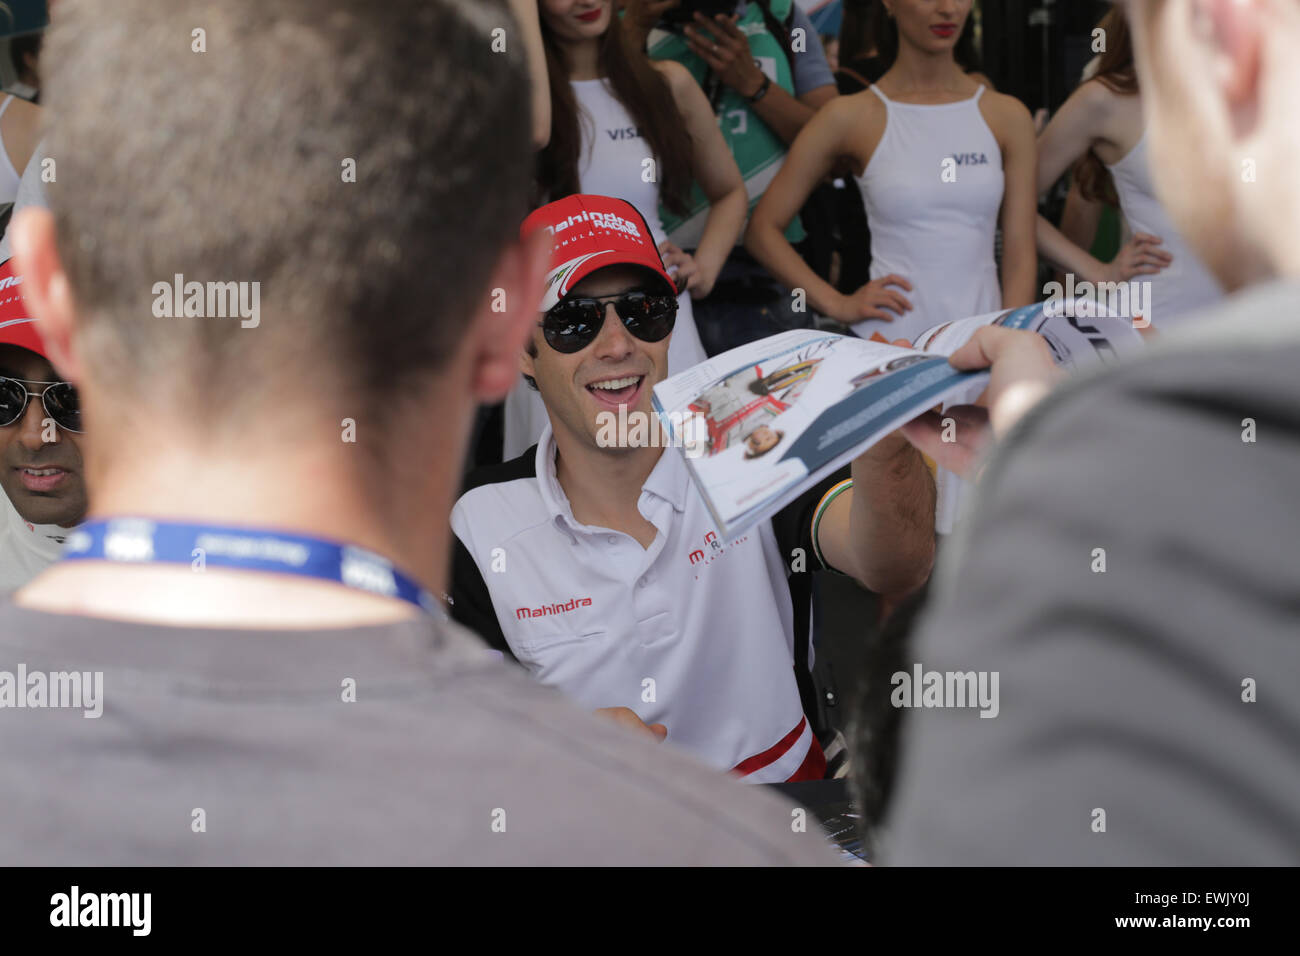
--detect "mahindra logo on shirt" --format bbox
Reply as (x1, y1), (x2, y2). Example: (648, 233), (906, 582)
(516, 597), (593, 619)
(688, 531), (750, 573)
(688, 530), (724, 565)
(951, 152), (990, 165)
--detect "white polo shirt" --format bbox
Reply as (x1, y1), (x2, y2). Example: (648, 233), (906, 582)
(450, 425), (852, 783)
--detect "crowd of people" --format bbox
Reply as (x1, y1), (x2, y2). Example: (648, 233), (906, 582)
(0, 0), (1295, 866)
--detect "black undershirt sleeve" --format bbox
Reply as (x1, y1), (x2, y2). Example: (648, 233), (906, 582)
(449, 532), (516, 662)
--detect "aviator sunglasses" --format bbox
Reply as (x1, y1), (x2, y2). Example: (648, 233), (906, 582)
(541, 290), (678, 354)
(0, 378), (83, 433)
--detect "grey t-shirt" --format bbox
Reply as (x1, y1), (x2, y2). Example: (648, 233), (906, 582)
(885, 280), (1300, 865)
(0, 600), (837, 865)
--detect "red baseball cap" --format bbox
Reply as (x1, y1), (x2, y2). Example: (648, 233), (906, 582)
(521, 194), (676, 312)
(0, 258), (45, 359)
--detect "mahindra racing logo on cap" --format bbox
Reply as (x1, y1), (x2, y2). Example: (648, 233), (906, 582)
(545, 209), (644, 242)
(0, 272), (23, 292)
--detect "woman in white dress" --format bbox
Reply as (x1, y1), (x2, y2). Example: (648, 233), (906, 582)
(1035, 4), (1224, 331)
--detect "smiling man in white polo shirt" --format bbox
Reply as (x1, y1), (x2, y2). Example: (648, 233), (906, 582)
(451, 194), (935, 783)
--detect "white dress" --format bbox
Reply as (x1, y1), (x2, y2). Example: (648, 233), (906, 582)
(854, 86), (1007, 533)
(1106, 131), (1224, 329)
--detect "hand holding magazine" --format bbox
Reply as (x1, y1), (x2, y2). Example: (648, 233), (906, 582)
(652, 300), (1144, 538)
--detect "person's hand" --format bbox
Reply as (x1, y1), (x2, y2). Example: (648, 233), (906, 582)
(1101, 232), (1173, 283)
(684, 13), (766, 98)
(658, 239), (712, 297)
(833, 274), (914, 324)
(900, 327), (1062, 479)
(622, 0), (680, 47)
(594, 706), (668, 741)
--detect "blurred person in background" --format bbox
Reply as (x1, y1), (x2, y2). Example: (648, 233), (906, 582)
(830, 0), (993, 304)
(885, 0), (1300, 864)
(624, 0), (840, 356)
(1034, 2), (1224, 331)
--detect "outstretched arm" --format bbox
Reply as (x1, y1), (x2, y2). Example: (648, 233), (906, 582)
(815, 435), (936, 600)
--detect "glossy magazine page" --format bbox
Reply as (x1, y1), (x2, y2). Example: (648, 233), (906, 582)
(652, 301), (1143, 538)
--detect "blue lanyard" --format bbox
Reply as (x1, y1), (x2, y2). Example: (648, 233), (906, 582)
(61, 518), (446, 619)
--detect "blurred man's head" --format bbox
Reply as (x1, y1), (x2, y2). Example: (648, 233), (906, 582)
(519, 195), (677, 454)
(1128, 0), (1300, 289)
(11, 0), (545, 510)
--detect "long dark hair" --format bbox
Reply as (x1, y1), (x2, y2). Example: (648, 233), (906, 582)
(1073, 5), (1138, 204)
(839, 0), (876, 65)
(537, 12), (692, 216)
(867, 0), (982, 75)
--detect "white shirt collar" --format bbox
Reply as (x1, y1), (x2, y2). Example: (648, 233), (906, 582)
(535, 423), (693, 536)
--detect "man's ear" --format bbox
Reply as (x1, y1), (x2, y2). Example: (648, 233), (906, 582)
(1204, 0), (1264, 115)
(467, 228), (549, 404)
(10, 208), (84, 386)
(519, 341), (536, 381)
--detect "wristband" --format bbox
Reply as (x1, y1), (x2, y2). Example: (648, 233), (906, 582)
(745, 73), (772, 104)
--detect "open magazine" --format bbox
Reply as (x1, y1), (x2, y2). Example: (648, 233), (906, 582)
(652, 300), (1144, 539)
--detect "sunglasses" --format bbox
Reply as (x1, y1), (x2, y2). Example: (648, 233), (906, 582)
(541, 290), (677, 354)
(0, 378), (83, 433)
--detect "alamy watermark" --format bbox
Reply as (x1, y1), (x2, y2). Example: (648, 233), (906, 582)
(595, 407), (708, 458)
(1042, 274), (1152, 329)
(0, 664), (103, 718)
(152, 273), (260, 328)
(891, 664), (999, 718)
(50, 886), (150, 936)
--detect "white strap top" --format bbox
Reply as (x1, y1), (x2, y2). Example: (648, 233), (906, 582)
(573, 79), (670, 247)
(852, 85), (1004, 342)
(0, 95), (23, 205)
(1106, 131), (1224, 328)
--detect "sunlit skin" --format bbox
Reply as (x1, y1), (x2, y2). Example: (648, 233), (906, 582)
(0, 344), (86, 528)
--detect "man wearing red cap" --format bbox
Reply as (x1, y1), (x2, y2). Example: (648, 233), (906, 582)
(451, 194), (936, 783)
(0, 258), (85, 591)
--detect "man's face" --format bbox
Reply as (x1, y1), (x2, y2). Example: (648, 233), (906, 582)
(0, 345), (86, 527)
(745, 424), (781, 458)
(522, 265), (672, 453)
